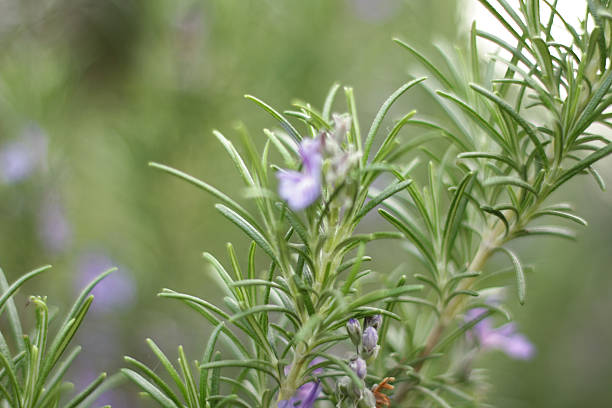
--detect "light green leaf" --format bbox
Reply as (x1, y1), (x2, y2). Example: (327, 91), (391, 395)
(245, 94), (301, 140)
(363, 77), (427, 164)
(497, 247), (526, 304)
(215, 204), (279, 265)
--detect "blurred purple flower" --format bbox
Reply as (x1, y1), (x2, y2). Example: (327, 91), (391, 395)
(466, 308), (535, 360)
(0, 123), (47, 184)
(277, 138), (322, 210)
(278, 358), (324, 408)
(349, 0), (399, 23)
(38, 194), (72, 253)
(75, 251), (136, 313)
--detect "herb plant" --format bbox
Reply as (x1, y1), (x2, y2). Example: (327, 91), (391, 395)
(90, 0), (612, 406)
(0, 265), (116, 408)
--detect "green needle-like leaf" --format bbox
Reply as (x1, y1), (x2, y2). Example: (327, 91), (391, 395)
(245, 94), (301, 141)
(215, 204), (279, 265)
(363, 77), (427, 164)
(497, 247), (526, 304)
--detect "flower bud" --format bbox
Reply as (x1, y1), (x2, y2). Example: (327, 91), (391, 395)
(364, 314), (382, 331)
(336, 376), (351, 397)
(362, 326), (378, 350)
(358, 389), (377, 408)
(349, 356), (367, 379)
(361, 326), (379, 359)
(346, 318), (362, 347)
(339, 375), (362, 402)
(332, 113), (352, 144)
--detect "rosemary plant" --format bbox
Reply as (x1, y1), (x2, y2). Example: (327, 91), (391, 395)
(0, 265), (115, 408)
(124, 1), (612, 407)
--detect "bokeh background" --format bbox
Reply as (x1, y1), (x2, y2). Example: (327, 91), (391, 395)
(0, 0), (610, 407)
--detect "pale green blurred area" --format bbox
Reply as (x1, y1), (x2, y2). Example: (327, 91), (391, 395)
(0, 0), (610, 407)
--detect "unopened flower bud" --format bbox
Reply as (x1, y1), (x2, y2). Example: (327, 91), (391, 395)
(336, 376), (351, 397)
(358, 388), (377, 408)
(344, 376), (363, 401)
(332, 113), (352, 143)
(361, 326), (379, 359)
(362, 326), (378, 350)
(346, 318), (362, 347)
(364, 314), (382, 331)
(349, 356), (367, 379)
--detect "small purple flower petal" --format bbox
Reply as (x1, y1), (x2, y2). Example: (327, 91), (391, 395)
(278, 380), (321, 408)
(498, 331), (536, 360)
(298, 138), (322, 173)
(465, 308), (535, 360)
(465, 307), (487, 321)
(277, 138), (323, 211)
(280, 358), (324, 408)
(277, 170), (321, 211)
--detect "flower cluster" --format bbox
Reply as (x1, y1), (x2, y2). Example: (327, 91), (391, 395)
(277, 113), (360, 211)
(337, 315), (385, 407)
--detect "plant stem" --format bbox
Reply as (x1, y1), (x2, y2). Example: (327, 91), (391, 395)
(392, 218), (507, 404)
(278, 343), (308, 401)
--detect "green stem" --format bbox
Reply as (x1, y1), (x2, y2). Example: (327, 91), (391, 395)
(392, 216), (508, 405)
(278, 343), (309, 401)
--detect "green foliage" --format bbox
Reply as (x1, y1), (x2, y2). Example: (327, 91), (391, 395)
(0, 266), (116, 408)
(123, 0), (612, 407)
(124, 80), (428, 407)
(375, 0), (612, 405)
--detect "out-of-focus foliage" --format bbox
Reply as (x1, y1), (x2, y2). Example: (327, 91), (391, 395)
(0, 1), (460, 405)
(0, 265), (119, 408)
(0, 0), (611, 407)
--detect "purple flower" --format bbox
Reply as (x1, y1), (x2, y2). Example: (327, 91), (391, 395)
(277, 138), (322, 211)
(466, 308), (535, 360)
(0, 123), (47, 184)
(278, 381), (321, 408)
(75, 251), (136, 313)
(278, 358), (324, 408)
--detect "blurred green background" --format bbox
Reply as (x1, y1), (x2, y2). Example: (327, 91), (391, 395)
(0, 0), (610, 406)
